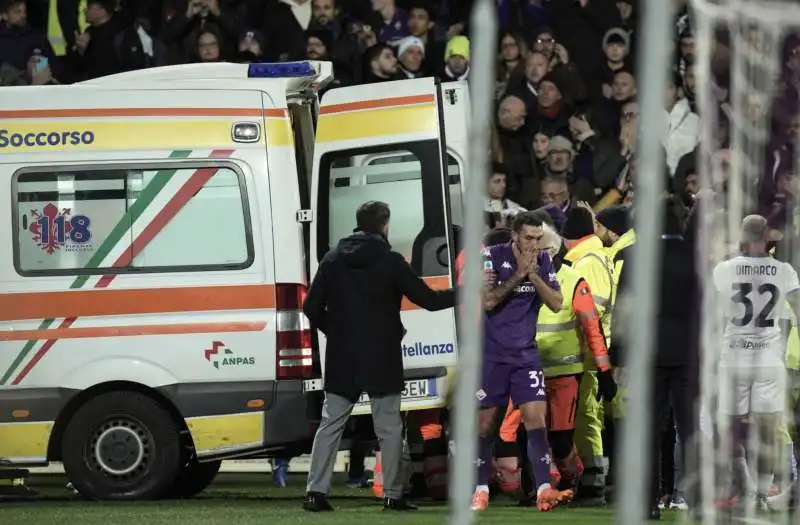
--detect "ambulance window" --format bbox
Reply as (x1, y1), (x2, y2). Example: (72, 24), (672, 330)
(446, 154), (463, 227)
(13, 165), (253, 275)
(364, 152), (463, 228)
(318, 140), (452, 277)
(325, 149), (425, 262)
(130, 167), (250, 268)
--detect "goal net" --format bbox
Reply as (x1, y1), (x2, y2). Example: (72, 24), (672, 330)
(691, 1), (800, 524)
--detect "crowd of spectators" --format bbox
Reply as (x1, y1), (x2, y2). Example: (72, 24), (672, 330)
(4, 0), (800, 508)
(1, 0), (800, 238)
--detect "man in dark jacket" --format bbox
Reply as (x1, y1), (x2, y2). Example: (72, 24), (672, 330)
(70, 0), (133, 80)
(302, 201), (456, 513)
(0, 0), (55, 74)
(610, 195), (700, 520)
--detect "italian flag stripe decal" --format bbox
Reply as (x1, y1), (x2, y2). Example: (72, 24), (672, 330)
(0, 149), (233, 385)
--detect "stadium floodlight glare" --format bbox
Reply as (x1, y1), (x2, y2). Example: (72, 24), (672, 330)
(247, 61), (316, 78)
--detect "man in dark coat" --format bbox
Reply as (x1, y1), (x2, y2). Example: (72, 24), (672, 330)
(610, 195), (701, 520)
(302, 200), (456, 512)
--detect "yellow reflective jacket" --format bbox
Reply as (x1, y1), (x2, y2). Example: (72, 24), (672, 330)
(48, 0), (87, 56)
(605, 229), (635, 306)
(565, 235), (615, 345)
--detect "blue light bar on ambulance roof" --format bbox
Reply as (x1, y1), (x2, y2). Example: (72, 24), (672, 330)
(247, 61), (316, 78)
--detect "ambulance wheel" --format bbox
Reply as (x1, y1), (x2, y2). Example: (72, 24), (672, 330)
(61, 391), (182, 501)
(167, 459), (221, 498)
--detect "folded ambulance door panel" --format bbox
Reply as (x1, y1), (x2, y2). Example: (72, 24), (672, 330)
(440, 82), (470, 229)
(310, 78), (458, 414)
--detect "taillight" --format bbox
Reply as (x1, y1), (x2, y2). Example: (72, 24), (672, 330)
(275, 283), (313, 380)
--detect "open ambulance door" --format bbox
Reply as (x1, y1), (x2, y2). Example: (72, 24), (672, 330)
(307, 78), (460, 415)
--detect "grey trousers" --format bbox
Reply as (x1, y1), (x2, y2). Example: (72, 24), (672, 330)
(306, 391), (403, 498)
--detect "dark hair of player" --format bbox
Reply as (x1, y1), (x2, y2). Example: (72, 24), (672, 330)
(529, 209), (555, 228)
(511, 211), (544, 233)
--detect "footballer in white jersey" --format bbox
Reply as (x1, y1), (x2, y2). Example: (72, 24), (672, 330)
(711, 215), (800, 507)
(712, 216), (800, 417)
(713, 253), (798, 417)
(713, 253), (800, 369)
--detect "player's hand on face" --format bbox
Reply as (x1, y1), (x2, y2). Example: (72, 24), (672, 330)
(512, 242), (534, 278)
(527, 250), (540, 277)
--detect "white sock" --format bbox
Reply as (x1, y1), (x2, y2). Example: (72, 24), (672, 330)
(475, 484), (489, 493)
(536, 483), (552, 496)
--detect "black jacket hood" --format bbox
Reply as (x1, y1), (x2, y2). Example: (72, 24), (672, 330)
(552, 243), (568, 271)
(336, 231), (390, 268)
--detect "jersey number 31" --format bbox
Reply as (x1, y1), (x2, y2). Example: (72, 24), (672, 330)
(731, 282), (778, 327)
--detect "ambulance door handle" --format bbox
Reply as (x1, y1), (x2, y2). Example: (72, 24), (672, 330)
(435, 243), (448, 268)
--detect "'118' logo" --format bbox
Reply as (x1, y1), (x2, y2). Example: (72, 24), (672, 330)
(28, 202), (92, 254)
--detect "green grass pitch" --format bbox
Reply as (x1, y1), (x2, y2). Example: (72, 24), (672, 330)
(0, 472), (775, 525)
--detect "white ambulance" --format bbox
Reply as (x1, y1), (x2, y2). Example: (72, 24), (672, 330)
(0, 61), (466, 500)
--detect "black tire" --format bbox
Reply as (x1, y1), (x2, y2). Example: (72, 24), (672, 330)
(61, 390), (182, 501)
(168, 459), (221, 498)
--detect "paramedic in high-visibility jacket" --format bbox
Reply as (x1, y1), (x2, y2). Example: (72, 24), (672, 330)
(765, 240), (800, 511)
(784, 317), (800, 511)
(561, 205), (617, 504)
(768, 299), (800, 511)
(596, 206), (634, 491)
(535, 220), (615, 492)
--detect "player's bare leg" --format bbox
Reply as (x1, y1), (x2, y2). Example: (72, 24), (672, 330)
(519, 400), (574, 511)
(471, 406), (499, 511)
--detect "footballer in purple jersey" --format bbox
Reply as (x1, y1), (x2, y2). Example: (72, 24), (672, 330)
(471, 212), (570, 512)
(483, 243), (559, 367)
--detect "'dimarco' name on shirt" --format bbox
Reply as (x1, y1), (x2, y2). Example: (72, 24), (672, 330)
(403, 342), (455, 357)
(497, 280), (536, 294)
(736, 264), (777, 276)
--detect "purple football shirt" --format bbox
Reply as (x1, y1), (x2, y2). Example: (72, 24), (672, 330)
(483, 241), (559, 365)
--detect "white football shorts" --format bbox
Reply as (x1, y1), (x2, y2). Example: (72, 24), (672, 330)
(719, 365), (787, 417)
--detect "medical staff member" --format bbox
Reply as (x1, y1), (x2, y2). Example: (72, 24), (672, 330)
(596, 206), (635, 490)
(767, 307), (800, 510)
(561, 205), (617, 504)
(536, 219), (616, 493)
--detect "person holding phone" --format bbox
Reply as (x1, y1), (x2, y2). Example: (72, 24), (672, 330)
(25, 50), (56, 85)
(0, 1), (57, 77)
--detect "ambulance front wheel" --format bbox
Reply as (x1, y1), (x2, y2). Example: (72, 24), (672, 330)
(61, 390), (182, 500)
(167, 459), (222, 498)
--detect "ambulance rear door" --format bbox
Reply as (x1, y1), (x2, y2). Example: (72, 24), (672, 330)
(308, 78), (458, 415)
